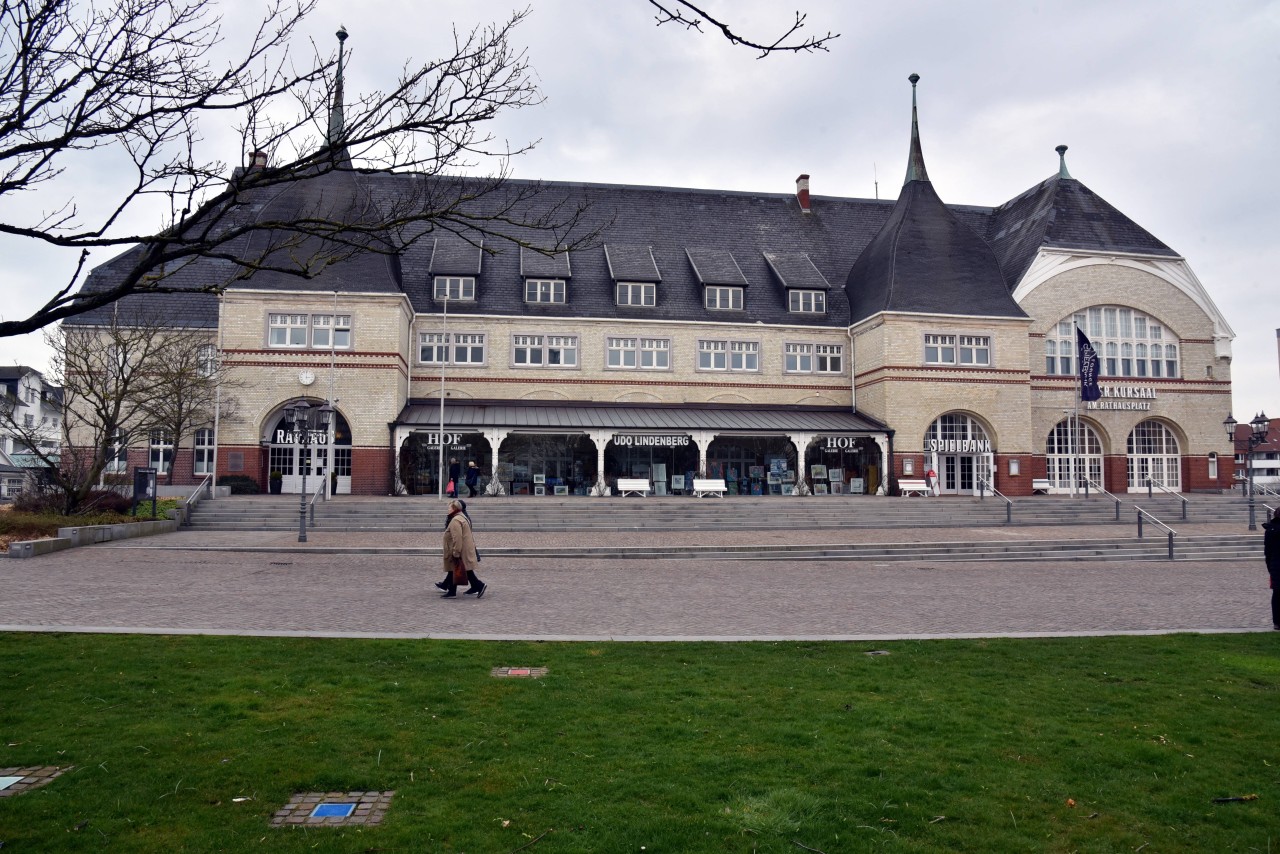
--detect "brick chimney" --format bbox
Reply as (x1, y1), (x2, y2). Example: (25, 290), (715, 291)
(796, 174), (811, 214)
(249, 150), (269, 170)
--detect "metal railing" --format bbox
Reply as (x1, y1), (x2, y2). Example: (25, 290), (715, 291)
(1144, 478), (1188, 521)
(1135, 507), (1176, 559)
(1264, 503), (1276, 524)
(180, 474), (213, 527)
(306, 475), (328, 528)
(1255, 484), (1280, 500)
(1082, 478), (1124, 521)
(976, 476), (1013, 524)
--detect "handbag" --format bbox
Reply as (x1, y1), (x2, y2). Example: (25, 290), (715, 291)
(446, 479), (455, 494)
(451, 559), (467, 585)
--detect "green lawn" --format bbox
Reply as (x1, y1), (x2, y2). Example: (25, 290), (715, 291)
(0, 632), (1276, 852)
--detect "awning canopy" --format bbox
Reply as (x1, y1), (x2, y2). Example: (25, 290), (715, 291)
(397, 399), (888, 434)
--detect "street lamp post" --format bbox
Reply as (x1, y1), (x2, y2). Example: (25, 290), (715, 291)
(1224, 411), (1270, 531)
(285, 398), (334, 543)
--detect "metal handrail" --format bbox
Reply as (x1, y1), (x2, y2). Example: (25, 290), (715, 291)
(306, 474), (327, 527)
(180, 473), (213, 527)
(1144, 478), (1188, 520)
(1135, 507), (1176, 559)
(1264, 503), (1276, 523)
(976, 476), (1013, 524)
(1256, 484), (1280, 500)
(1082, 478), (1123, 521)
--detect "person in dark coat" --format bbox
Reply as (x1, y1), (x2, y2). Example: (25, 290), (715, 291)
(1265, 516), (1280, 630)
(436, 499), (486, 598)
(464, 460), (481, 497)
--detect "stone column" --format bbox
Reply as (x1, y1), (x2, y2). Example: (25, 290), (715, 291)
(692, 431), (713, 476)
(483, 428), (507, 495)
(871, 434), (890, 496)
(788, 432), (816, 496)
(392, 425), (409, 495)
(588, 429), (611, 496)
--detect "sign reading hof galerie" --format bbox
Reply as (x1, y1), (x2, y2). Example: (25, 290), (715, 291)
(612, 434), (690, 447)
(1084, 386), (1158, 411)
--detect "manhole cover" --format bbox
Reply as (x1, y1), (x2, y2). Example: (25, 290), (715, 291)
(272, 791), (394, 826)
(312, 803), (356, 818)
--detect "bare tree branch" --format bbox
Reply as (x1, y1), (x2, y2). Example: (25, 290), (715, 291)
(647, 1), (838, 57)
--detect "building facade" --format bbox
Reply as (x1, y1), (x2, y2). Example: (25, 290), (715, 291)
(0, 366), (63, 498)
(66, 76), (1235, 498)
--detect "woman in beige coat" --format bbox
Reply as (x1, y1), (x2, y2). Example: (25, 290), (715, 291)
(440, 499), (485, 599)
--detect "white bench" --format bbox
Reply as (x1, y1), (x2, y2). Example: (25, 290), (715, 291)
(692, 478), (727, 497)
(899, 479), (931, 497)
(616, 478), (651, 497)
(1031, 479), (1053, 494)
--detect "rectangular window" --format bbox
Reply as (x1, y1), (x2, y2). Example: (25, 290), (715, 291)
(433, 276), (476, 301)
(312, 315), (352, 349)
(608, 337), (669, 370)
(924, 334), (956, 364)
(513, 335), (578, 367)
(698, 340), (728, 370)
(788, 290), (826, 313)
(785, 343), (814, 373)
(194, 428), (214, 475)
(815, 343), (843, 373)
(149, 430), (173, 475)
(958, 335), (990, 366)
(705, 286), (743, 310)
(730, 341), (759, 371)
(23, 413), (34, 428)
(105, 431), (128, 474)
(197, 344), (216, 377)
(524, 279), (566, 304)
(268, 314), (309, 348)
(419, 332), (485, 365)
(616, 282), (656, 307)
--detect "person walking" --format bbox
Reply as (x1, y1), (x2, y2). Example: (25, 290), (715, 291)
(465, 460), (481, 498)
(447, 457), (461, 498)
(1265, 515), (1280, 630)
(437, 499), (486, 599)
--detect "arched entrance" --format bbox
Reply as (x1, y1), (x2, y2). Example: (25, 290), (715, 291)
(925, 413), (994, 495)
(1127, 420), (1181, 491)
(1045, 419), (1105, 491)
(265, 407), (352, 494)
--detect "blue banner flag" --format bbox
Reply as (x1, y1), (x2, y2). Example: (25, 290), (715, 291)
(1076, 327), (1101, 402)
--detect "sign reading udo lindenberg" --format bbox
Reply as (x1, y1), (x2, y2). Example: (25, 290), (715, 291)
(612, 434), (690, 447)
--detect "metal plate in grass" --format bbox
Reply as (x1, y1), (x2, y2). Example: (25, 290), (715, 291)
(0, 766), (72, 797)
(272, 791), (394, 827)
(491, 666), (548, 678)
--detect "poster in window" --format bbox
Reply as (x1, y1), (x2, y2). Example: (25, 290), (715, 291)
(810, 464), (828, 481)
(828, 468), (844, 484)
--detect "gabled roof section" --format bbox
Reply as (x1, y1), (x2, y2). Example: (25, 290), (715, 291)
(429, 236), (484, 276)
(845, 74), (1025, 324)
(763, 251), (831, 290)
(987, 146), (1179, 288)
(520, 247), (571, 278)
(686, 247), (747, 286)
(604, 243), (662, 282)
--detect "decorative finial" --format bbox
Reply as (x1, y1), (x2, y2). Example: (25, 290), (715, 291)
(1055, 144), (1072, 179)
(904, 73), (929, 185)
(336, 25), (348, 42)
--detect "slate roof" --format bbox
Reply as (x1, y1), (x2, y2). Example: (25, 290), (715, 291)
(397, 398), (889, 433)
(70, 155), (1179, 331)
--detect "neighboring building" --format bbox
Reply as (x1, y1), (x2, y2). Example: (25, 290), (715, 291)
(0, 366), (63, 498)
(63, 73), (1235, 497)
(1232, 418), (1280, 493)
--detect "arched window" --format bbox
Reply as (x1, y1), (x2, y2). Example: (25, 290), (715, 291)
(1127, 420), (1181, 490)
(1044, 307), (1179, 378)
(1045, 420), (1104, 491)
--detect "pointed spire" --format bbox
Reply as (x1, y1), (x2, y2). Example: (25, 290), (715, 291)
(1055, 144), (1072, 179)
(904, 73), (930, 185)
(327, 25), (349, 149)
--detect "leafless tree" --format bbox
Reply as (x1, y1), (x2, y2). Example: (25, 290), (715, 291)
(646, 2), (839, 56)
(0, 1), (591, 337)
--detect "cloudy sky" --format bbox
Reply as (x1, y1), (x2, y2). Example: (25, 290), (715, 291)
(2, 0), (1277, 421)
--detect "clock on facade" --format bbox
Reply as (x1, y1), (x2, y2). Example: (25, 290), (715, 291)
(298, 370), (316, 386)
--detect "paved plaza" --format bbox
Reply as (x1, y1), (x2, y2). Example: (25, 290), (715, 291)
(1, 524), (1273, 641)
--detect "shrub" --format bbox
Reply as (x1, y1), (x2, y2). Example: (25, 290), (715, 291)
(80, 490), (133, 515)
(218, 475), (261, 495)
(11, 491), (63, 515)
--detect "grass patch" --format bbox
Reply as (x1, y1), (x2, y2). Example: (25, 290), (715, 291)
(0, 633), (1276, 851)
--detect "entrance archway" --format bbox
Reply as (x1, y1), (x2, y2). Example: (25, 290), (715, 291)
(1046, 420), (1105, 491)
(1127, 420), (1181, 491)
(265, 407), (352, 494)
(924, 413), (994, 495)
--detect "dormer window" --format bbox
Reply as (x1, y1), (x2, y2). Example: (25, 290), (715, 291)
(788, 290), (826, 313)
(434, 276), (475, 301)
(705, 286), (743, 311)
(525, 279), (565, 304)
(616, 282), (655, 307)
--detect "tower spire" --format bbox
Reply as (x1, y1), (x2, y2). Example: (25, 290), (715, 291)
(1055, 144), (1072, 179)
(904, 73), (930, 185)
(327, 25), (349, 150)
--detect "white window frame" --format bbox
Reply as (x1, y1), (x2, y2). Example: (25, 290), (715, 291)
(814, 343), (843, 374)
(419, 331), (486, 366)
(194, 428), (215, 475)
(524, 279), (566, 304)
(513, 334), (579, 368)
(1047, 308), (1179, 378)
(704, 286), (744, 311)
(268, 313), (309, 348)
(149, 430), (173, 475)
(787, 290), (826, 313)
(957, 335), (991, 367)
(433, 276), (476, 302)
(105, 430), (129, 474)
(607, 337), (670, 370)
(785, 343), (814, 373)
(312, 314), (352, 349)
(924, 334), (957, 365)
(697, 339), (763, 373)
(616, 282), (655, 307)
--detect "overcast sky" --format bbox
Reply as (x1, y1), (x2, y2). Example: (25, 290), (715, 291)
(2, 0), (1276, 422)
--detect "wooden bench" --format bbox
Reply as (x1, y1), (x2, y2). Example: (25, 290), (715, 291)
(1031, 479), (1053, 494)
(898, 479), (931, 497)
(615, 478), (651, 497)
(692, 478), (727, 497)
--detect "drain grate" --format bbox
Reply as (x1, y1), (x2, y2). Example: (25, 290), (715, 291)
(0, 766), (72, 797)
(272, 791), (394, 827)
(491, 666), (548, 678)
